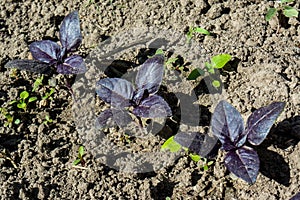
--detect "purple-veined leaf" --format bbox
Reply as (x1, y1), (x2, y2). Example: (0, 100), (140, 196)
(96, 78), (134, 108)
(29, 40), (60, 64)
(211, 100), (245, 149)
(95, 108), (133, 129)
(174, 132), (205, 155)
(224, 146), (260, 184)
(245, 102), (285, 146)
(4, 59), (52, 74)
(132, 95), (172, 118)
(59, 11), (82, 52)
(134, 55), (164, 102)
(56, 55), (86, 74)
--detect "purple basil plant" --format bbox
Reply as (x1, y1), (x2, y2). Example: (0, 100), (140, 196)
(5, 11), (86, 75)
(211, 100), (285, 184)
(95, 54), (172, 129)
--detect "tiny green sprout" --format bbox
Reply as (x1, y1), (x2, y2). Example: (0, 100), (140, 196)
(14, 119), (20, 125)
(42, 88), (55, 100)
(200, 158), (214, 171)
(0, 108), (14, 127)
(188, 54), (231, 88)
(165, 197), (171, 200)
(43, 115), (53, 125)
(189, 153), (201, 162)
(187, 26), (211, 43)
(155, 48), (164, 55)
(73, 146), (86, 166)
(32, 75), (44, 92)
(265, 0), (298, 22)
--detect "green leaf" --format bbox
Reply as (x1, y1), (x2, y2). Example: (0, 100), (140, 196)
(189, 153), (201, 162)
(186, 27), (194, 43)
(187, 68), (205, 80)
(78, 146), (85, 157)
(265, 8), (277, 21)
(212, 80), (221, 88)
(193, 27), (211, 35)
(203, 165), (209, 171)
(32, 75), (44, 92)
(207, 161), (214, 166)
(14, 119), (20, 125)
(283, 6), (298, 18)
(73, 159), (81, 166)
(211, 54), (231, 69)
(161, 136), (181, 152)
(17, 102), (26, 109)
(281, 0), (294, 3)
(28, 97), (38, 103)
(9, 100), (17, 105)
(166, 57), (178, 65)
(20, 91), (29, 100)
(155, 49), (164, 55)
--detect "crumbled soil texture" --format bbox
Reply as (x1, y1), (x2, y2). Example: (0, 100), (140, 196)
(0, 0), (299, 199)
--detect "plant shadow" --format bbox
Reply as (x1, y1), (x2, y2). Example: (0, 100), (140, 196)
(254, 115), (300, 186)
(150, 176), (176, 200)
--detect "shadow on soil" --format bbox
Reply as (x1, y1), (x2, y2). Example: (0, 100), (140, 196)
(256, 115), (300, 186)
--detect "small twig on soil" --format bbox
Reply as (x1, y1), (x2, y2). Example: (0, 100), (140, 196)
(0, 153), (18, 169)
(72, 165), (88, 170)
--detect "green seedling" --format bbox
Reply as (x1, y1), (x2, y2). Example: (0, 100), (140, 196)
(14, 119), (21, 125)
(73, 146), (86, 166)
(187, 27), (211, 43)
(32, 75), (44, 92)
(10, 91), (37, 111)
(200, 158), (214, 171)
(188, 54), (231, 88)
(42, 88), (55, 100)
(0, 107), (14, 127)
(266, 0), (298, 21)
(43, 115), (53, 125)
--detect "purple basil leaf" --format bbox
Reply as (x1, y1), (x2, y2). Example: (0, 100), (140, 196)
(96, 78), (134, 108)
(245, 102), (285, 146)
(56, 55), (86, 74)
(134, 55), (164, 100)
(174, 132), (205, 155)
(224, 146), (260, 184)
(290, 192), (300, 200)
(211, 100), (246, 149)
(4, 59), (52, 74)
(132, 95), (172, 118)
(96, 109), (116, 129)
(111, 109), (133, 128)
(59, 11), (82, 52)
(29, 40), (60, 64)
(95, 109), (132, 129)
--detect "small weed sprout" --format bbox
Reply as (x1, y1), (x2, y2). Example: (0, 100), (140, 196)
(73, 146), (85, 166)
(186, 27), (211, 43)
(10, 91), (37, 111)
(43, 115), (53, 125)
(266, 0), (298, 21)
(0, 107), (14, 127)
(188, 54), (231, 88)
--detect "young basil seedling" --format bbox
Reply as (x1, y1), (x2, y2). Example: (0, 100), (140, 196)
(5, 11), (86, 75)
(96, 54), (172, 129)
(211, 100), (285, 184)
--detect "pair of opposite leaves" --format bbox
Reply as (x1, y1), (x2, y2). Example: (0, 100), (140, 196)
(175, 100), (285, 184)
(5, 11), (86, 75)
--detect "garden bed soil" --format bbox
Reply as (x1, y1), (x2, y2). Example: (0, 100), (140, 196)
(0, 0), (299, 199)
